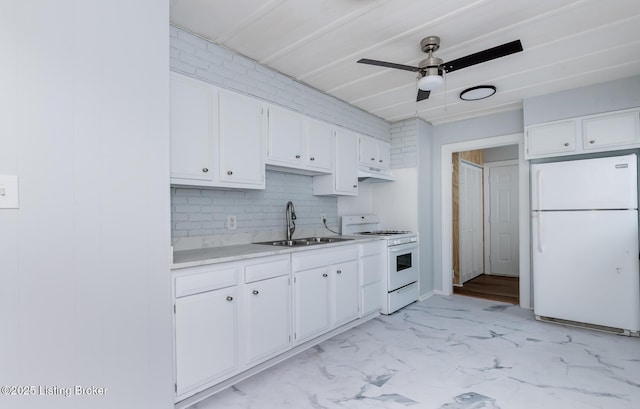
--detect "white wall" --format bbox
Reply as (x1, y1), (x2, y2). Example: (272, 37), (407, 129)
(431, 110), (525, 293)
(0, 2), (173, 408)
(367, 118), (435, 297)
(524, 75), (640, 125)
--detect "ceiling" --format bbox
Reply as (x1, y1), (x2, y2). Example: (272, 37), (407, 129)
(170, 0), (640, 125)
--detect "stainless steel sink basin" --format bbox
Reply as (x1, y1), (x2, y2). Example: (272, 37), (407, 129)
(255, 237), (353, 247)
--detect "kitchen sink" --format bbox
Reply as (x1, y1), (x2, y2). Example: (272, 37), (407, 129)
(255, 237), (353, 247)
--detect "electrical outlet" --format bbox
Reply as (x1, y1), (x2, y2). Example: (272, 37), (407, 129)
(320, 213), (327, 223)
(227, 215), (237, 230)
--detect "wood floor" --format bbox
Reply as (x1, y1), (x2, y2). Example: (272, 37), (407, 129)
(453, 274), (519, 304)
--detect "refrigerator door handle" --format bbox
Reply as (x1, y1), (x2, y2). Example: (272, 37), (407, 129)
(536, 169), (542, 212)
(537, 212), (543, 253)
(536, 169), (543, 252)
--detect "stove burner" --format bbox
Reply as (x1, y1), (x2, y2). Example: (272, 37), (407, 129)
(358, 230), (411, 235)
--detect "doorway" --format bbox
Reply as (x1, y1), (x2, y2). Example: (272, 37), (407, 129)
(452, 149), (520, 304)
(440, 133), (531, 308)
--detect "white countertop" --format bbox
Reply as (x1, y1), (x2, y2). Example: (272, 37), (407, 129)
(171, 235), (381, 269)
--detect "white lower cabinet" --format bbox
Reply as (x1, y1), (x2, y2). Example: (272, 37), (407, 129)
(333, 259), (360, 326)
(292, 246), (360, 345)
(359, 241), (386, 316)
(243, 255), (291, 365)
(293, 265), (332, 343)
(173, 243), (377, 403)
(174, 264), (240, 398)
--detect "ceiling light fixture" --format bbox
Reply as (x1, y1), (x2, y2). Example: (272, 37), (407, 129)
(460, 85), (496, 101)
(418, 72), (444, 91)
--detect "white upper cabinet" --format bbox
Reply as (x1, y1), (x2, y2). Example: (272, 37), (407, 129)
(267, 106), (306, 166)
(170, 73), (216, 183)
(525, 108), (640, 160)
(305, 118), (334, 171)
(218, 91), (266, 188)
(170, 72), (265, 189)
(266, 106), (333, 173)
(313, 128), (359, 196)
(582, 111), (640, 150)
(358, 135), (391, 172)
(525, 120), (577, 159)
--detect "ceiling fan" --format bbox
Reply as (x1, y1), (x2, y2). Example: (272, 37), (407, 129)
(357, 36), (523, 101)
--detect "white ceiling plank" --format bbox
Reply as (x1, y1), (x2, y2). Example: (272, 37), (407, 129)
(171, 0), (640, 124)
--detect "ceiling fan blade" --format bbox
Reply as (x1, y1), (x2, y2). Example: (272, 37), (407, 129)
(357, 58), (421, 72)
(417, 89), (430, 102)
(443, 40), (523, 73)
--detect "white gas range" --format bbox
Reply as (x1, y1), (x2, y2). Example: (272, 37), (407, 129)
(341, 215), (419, 314)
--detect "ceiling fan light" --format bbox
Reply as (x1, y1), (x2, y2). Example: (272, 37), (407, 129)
(460, 85), (496, 101)
(418, 73), (444, 91)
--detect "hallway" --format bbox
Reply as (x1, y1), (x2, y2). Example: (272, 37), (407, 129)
(454, 274), (519, 304)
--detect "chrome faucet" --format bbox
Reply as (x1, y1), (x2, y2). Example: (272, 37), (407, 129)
(286, 201), (296, 241)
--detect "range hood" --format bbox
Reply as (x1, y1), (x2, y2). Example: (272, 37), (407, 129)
(358, 167), (394, 182)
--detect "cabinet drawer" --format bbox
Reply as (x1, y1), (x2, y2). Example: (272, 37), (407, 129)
(175, 265), (239, 298)
(244, 255), (290, 283)
(292, 246), (359, 271)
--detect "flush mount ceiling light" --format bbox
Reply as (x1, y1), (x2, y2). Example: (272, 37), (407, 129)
(460, 85), (496, 101)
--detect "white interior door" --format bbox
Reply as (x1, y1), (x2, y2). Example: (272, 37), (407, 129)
(486, 163), (519, 276)
(459, 161), (484, 283)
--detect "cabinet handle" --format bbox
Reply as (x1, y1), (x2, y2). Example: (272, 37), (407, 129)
(252, 290), (259, 295)
(310, 157), (315, 161)
(336, 269), (342, 274)
(295, 154), (301, 159)
(370, 157), (375, 161)
(379, 159), (383, 163)
(589, 140), (595, 144)
(322, 273), (328, 278)
(202, 167), (209, 173)
(227, 170), (233, 175)
(353, 184), (357, 188)
(563, 142), (569, 147)
(226, 296), (233, 301)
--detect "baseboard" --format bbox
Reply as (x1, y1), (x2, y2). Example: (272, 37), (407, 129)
(418, 291), (434, 301)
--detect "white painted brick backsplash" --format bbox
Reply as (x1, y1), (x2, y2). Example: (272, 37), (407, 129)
(170, 25), (390, 141)
(390, 119), (419, 168)
(171, 171), (338, 238)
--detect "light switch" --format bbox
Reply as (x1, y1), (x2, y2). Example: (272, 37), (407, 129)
(0, 175), (19, 209)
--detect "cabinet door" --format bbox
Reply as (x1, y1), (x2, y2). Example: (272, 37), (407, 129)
(333, 260), (359, 327)
(218, 91), (265, 187)
(526, 121), (576, 158)
(359, 135), (378, 167)
(377, 140), (390, 171)
(267, 106), (306, 166)
(583, 111), (640, 150)
(306, 118), (333, 171)
(170, 73), (215, 183)
(294, 266), (331, 343)
(245, 275), (291, 365)
(175, 286), (239, 397)
(334, 129), (359, 194)
(360, 241), (385, 315)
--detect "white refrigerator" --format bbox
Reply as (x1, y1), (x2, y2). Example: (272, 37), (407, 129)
(531, 153), (640, 334)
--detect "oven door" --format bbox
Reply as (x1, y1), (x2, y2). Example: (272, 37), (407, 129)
(388, 242), (419, 291)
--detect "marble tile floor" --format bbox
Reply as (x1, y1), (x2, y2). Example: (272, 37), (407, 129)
(193, 295), (640, 409)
